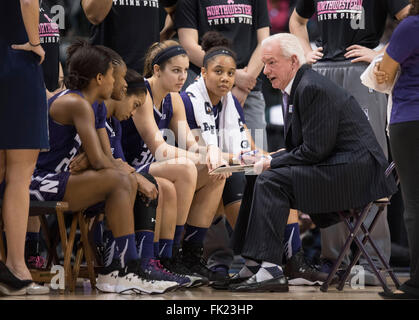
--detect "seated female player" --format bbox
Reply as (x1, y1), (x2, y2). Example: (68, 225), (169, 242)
(28, 41), (178, 295)
(182, 31), (268, 228)
(180, 31), (264, 280)
(80, 67), (203, 288)
(66, 50), (194, 288)
(121, 40), (230, 282)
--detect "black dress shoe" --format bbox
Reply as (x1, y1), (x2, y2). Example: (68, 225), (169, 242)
(229, 275), (289, 292)
(211, 273), (251, 290)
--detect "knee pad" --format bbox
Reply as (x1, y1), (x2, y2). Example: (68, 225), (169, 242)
(134, 173), (159, 231)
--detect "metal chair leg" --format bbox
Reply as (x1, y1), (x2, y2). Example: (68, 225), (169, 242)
(320, 204), (373, 292)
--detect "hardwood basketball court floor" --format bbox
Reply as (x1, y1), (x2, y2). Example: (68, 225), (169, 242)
(0, 275), (409, 301)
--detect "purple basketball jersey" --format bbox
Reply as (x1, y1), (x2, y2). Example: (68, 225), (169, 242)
(121, 79), (173, 169)
(35, 90), (83, 173)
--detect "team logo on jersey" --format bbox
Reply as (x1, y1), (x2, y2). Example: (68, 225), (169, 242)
(316, 0), (363, 23)
(113, 0), (159, 8)
(202, 122), (216, 134)
(205, 102), (213, 115)
(39, 179), (59, 194)
(206, 1), (253, 26)
(241, 140), (250, 149)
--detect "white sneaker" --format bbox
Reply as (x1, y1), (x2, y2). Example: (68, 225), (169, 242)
(116, 260), (179, 294)
(95, 260), (121, 293)
(26, 283), (50, 295)
(96, 271), (120, 293)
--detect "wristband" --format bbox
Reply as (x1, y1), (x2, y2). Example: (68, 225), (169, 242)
(29, 41), (41, 47)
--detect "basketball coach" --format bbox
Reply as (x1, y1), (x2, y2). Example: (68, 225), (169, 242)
(228, 33), (398, 292)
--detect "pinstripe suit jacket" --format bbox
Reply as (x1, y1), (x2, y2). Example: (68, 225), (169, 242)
(270, 64), (397, 218)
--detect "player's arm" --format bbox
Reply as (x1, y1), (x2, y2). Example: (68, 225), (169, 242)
(132, 91), (204, 164)
(232, 27), (270, 105)
(374, 51), (400, 86)
(160, 0), (178, 41)
(345, 3), (412, 63)
(162, 0), (177, 19)
(169, 93), (203, 151)
(96, 127), (117, 161)
(169, 93), (227, 169)
(97, 127), (135, 173)
(289, 8), (323, 64)
(395, 4), (411, 21)
(170, 94), (229, 175)
(15, 0), (45, 64)
(241, 27), (270, 87)
(177, 28), (205, 68)
(160, 13), (176, 41)
(53, 96), (115, 170)
(81, 0), (113, 25)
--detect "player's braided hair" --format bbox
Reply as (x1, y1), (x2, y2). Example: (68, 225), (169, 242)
(64, 39), (114, 90)
(201, 31), (237, 68)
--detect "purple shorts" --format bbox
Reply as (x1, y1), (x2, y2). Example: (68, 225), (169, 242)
(134, 163), (151, 174)
(29, 170), (70, 202)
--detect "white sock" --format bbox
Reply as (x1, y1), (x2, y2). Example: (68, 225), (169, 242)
(255, 262), (283, 282)
(261, 261), (280, 268)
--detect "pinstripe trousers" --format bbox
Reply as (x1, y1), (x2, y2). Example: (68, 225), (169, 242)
(231, 167), (294, 265)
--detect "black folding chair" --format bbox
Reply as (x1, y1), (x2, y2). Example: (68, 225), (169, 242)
(320, 162), (402, 294)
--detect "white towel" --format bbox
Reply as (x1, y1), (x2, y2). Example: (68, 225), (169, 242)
(185, 76), (250, 154)
(360, 54), (400, 136)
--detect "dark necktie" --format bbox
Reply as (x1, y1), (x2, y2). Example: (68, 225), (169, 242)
(282, 92), (289, 134)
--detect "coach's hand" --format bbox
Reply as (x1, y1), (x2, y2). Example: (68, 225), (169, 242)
(253, 157), (271, 175)
(11, 42), (45, 64)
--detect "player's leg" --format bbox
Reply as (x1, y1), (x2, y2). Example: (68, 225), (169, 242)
(181, 166), (226, 282)
(149, 158), (197, 226)
(65, 169), (178, 294)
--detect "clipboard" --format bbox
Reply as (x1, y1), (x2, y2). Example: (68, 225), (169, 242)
(209, 164), (254, 175)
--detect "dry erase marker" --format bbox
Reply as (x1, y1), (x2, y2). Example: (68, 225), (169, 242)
(239, 150), (259, 160)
